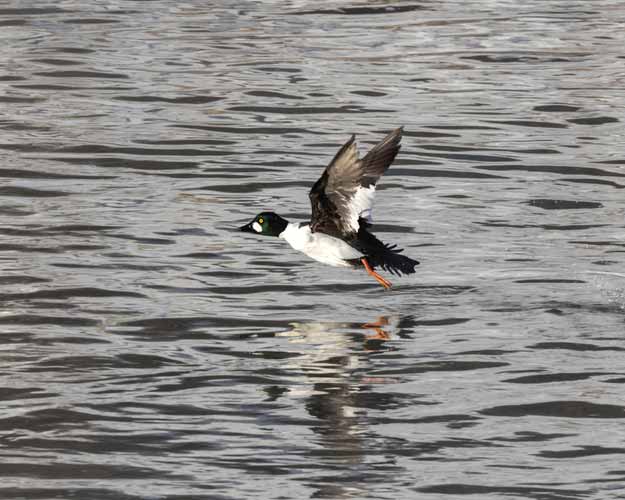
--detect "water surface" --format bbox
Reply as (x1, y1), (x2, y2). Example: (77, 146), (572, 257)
(1, 1), (625, 499)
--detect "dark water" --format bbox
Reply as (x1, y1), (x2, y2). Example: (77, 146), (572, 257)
(2, 1), (625, 499)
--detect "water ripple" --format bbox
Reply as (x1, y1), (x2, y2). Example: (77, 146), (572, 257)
(1, 1), (624, 499)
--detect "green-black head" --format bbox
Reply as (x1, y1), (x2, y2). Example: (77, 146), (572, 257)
(239, 212), (288, 237)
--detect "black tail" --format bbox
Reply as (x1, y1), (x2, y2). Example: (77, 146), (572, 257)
(368, 242), (419, 276)
(350, 228), (419, 276)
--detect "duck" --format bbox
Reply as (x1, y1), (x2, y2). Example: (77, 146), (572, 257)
(239, 127), (419, 289)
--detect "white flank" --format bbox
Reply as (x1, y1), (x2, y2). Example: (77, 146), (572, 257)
(279, 223), (363, 267)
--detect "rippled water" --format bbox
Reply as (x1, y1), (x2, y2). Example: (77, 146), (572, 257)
(1, 1), (625, 499)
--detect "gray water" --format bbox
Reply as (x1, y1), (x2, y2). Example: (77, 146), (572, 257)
(2, 1), (625, 499)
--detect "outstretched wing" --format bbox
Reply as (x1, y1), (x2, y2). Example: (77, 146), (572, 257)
(308, 127), (403, 237)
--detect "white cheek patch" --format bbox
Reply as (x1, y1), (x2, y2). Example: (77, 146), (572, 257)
(252, 222), (263, 233)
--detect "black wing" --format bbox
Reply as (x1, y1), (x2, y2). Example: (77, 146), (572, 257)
(308, 127), (403, 238)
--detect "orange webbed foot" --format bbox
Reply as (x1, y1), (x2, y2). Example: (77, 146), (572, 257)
(361, 258), (393, 290)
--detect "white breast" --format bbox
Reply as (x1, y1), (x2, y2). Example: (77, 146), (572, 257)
(279, 223), (363, 267)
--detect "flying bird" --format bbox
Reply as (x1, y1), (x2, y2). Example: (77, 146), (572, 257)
(240, 127), (419, 289)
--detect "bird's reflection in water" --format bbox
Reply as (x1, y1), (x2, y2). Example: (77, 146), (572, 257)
(362, 316), (391, 341)
(278, 315), (394, 348)
(272, 316), (406, 498)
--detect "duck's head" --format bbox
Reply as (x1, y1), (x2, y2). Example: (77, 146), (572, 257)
(239, 212), (288, 237)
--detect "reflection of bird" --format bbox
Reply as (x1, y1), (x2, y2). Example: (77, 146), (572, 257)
(275, 316), (397, 386)
(279, 316), (395, 345)
(240, 128), (419, 289)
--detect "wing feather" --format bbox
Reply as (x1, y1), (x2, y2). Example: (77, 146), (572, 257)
(309, 127), (403, 236)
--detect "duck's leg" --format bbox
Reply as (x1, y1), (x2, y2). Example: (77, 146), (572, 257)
(361, 258), (392, 290)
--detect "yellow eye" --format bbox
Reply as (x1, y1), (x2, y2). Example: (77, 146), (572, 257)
(258, 218), (264, 224)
